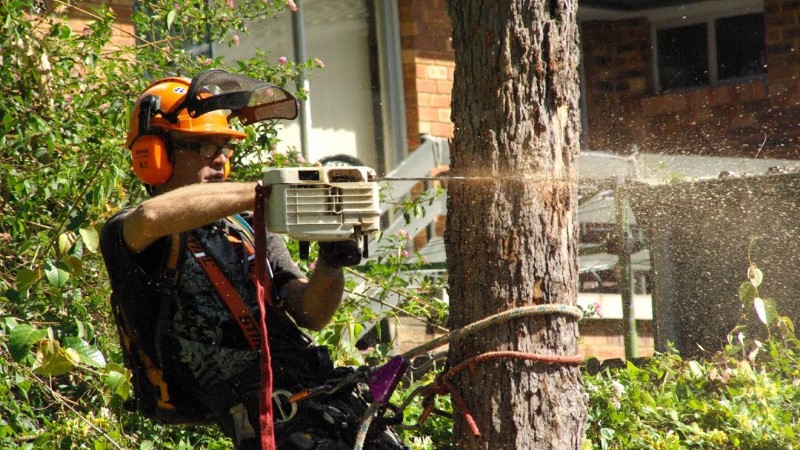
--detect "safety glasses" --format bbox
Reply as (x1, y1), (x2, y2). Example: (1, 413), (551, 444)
(177, 142), (236, 160)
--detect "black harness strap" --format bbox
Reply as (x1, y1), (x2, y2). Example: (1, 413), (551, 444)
(155, 233), (186, 370)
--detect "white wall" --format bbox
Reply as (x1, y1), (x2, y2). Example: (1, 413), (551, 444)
(217, 0), (379, 169)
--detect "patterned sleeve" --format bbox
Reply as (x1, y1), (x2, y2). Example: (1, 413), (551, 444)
(264, 231), (306, 291)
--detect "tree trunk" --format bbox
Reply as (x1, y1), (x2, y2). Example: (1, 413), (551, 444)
(444, 1), (586, 449)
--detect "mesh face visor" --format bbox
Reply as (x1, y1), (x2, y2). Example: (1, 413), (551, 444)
(172, 69), (299, 125)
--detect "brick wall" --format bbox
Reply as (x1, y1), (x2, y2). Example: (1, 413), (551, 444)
(396, 316), (654, 362)
(66, 1), (135, 49)
(577, 319), (654, 361)
(581, 19), (653, 154)
(766, 0), (800, 94)
(581, 2), (800, 159)
(398, 0), (455, 150)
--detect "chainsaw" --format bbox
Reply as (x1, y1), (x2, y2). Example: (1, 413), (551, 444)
(263, 166), (381, 259)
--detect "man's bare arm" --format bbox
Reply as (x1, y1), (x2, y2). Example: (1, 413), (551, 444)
(124, 181), (348, 330)
(122, 182), (258, 253)
(283, 261), (345, 331)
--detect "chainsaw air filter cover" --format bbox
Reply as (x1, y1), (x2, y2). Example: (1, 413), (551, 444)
(263, 166), (380, 241)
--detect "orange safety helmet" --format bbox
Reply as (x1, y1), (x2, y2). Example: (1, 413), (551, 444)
(126, 77), (247, 186)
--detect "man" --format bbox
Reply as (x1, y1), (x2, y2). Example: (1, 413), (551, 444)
(100, 73), (405, 449)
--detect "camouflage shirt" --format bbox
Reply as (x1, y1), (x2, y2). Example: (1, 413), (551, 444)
(100, 209), (322, 390)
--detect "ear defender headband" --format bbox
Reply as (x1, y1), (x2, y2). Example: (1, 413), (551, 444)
(130, 94), (174, 186)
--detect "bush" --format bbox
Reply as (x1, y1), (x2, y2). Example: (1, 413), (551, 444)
(583, 264), (800, 449)
(0, 1), (322, 448)
(0, 1), (449, 448)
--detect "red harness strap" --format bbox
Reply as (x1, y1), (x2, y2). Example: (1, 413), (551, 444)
(186, 235), (262, 350)
(224, 233), (260, 288)
(185, 199), (278, 449)
(173, 201), (278, 449)
(254, 182), (276, 450)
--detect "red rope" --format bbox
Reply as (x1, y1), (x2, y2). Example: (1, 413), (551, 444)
(442, 379), (480, 437)
(254, 183), (276, 450)
(423, 350), (584, 437)
(444, 351), (584, 381)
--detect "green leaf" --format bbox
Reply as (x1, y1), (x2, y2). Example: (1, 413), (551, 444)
(738, 281), (757, 305)
(103, 363), (131, 403)
(73, 319), (92, 340)
(65, 347), (83, 365)
(688, 360), (703, 379)
(58, 232), (74, 254)
(4, 316), (20, 330)
(63, 254), (84, 277)
(33, 339), (77, 377)
(747, 264), (763, 288)
(781, 316), (795, 334)
(63, 336), (107, 368)
(166, 10), (176, 30)
(9, 324), (48, 362)
(753, 297), (777, 326)
(44, 260), (70, 287)
(79, 227), (99, 253)
(51, 22), (72, 39)
(16, 268), (38, 292)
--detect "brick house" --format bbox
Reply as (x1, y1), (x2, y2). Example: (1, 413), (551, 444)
(397, 0), (800, 360)
(400, 0), (800, 160)
(69, 0), (799, 360)
(580, 0), (800, 160)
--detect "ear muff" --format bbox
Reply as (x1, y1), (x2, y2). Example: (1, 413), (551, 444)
(131, 134), (173, 186)
(129, 93), (174, 186)
(224, 160), (231, 179)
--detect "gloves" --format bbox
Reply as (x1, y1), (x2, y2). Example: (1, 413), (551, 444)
(318, 239), (363, 268)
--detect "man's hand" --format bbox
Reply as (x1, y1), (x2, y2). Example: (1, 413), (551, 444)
(318, 239), (363, 268)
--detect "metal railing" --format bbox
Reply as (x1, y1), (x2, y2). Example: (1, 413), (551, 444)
(367, 135), (450, 261)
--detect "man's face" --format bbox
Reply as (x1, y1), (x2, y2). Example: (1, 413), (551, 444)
(161, 134), (237, 191)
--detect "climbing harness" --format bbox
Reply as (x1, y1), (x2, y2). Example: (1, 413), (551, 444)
(260, 302), (585, 450)
(186, 234), (262, 350)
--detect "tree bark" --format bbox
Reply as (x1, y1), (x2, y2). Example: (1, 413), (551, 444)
(444, 1), (586, 449)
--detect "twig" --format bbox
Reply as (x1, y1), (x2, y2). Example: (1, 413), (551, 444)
(754, 133), (767, 159)
(15, 363), (126, 450)
(345, 268), (448, 319)
(343, 289), (449, 334)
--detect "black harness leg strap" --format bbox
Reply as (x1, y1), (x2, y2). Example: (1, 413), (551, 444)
(155, 233), (185, 369)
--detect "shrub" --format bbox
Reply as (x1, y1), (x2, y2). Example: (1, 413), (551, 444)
(583, 264), (800, 449)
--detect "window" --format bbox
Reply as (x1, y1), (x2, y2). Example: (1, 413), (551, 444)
(655, 13), (765, 92)
(716, 14), (766, 80)
(657, 24), (709, 91)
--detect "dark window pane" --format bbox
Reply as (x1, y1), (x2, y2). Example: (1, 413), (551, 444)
(716, 13), (766, 80)
(657, 24), (709, 91)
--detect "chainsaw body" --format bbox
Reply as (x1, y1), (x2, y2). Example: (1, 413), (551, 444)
(263, 166), (381, 257)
